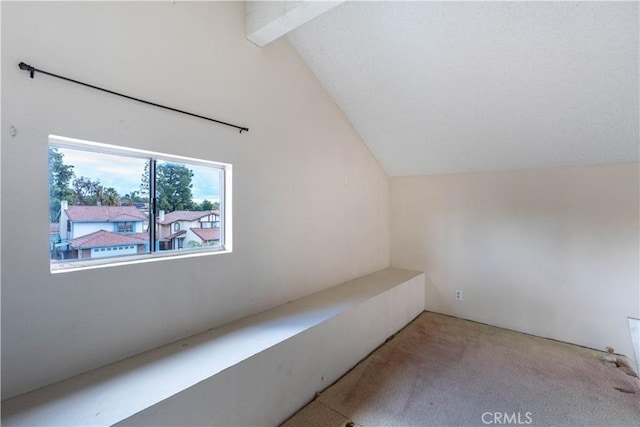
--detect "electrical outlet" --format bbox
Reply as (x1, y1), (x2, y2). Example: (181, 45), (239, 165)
(455, 290), (462, 301)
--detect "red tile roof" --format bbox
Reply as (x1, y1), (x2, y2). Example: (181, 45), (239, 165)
(158, 210), (219, 225)
(190, 227), (220, 242)
(163, 230), (186, 241)
(132, 232), (150, 241)
(67, 230), (147, 248)
(65, 205), (146, 222)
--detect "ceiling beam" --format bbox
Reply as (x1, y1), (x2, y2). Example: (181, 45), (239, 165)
(246, 1), (344, 47)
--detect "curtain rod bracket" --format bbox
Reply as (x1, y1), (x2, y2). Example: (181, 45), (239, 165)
(19, 62), (35, 78)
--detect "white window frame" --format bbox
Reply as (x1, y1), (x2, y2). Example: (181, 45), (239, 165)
(49, 135), (233, 273)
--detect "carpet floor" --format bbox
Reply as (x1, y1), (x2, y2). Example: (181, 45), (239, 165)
(283, 312), (640, 427)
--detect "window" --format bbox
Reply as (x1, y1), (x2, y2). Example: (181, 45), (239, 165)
(117, 222), (134, 233)
(49, 135), (231, 270)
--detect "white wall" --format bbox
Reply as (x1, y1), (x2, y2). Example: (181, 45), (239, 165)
(391, 163), (639, 360)
(1, 1), (389, 398)
(71, 222), (116, 237)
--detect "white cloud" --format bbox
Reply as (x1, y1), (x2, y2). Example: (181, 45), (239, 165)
(58, 148), (221, 200)
(59, 148), (146, 195)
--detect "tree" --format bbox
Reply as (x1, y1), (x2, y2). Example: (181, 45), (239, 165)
(156, 163), (194, 212)
(199, 199), (214, 211)
(72, 176), (102, 205)
(187, 240), (218, 248)
(49, 148), (75, 222)
(122, 190), (145, 206)
(139, 162), (195, 212)
(98, 187), (121, 206)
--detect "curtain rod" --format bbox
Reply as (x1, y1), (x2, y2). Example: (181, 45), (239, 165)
(18, 62), (249, 133)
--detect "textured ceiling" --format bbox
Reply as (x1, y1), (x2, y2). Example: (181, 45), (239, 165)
(288, 2), (639, 176)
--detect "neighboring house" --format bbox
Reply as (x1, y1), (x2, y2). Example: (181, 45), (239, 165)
(187, 227), (221, 247)
(56, 201), (149, 259)
(157, 210), (220, 250)
(67, 230), (148, 260)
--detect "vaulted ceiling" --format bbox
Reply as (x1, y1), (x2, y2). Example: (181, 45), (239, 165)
(287, 1), (639, 176)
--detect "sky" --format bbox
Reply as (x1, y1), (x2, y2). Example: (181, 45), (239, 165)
(58, 147), (220, 204)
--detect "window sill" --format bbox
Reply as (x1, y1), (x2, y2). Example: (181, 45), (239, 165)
(50, 247), (231, 274)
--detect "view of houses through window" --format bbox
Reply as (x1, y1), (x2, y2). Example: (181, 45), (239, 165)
(49, 139), (225, 266)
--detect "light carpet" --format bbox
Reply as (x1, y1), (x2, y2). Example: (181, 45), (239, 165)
(283, 312), (639, 427)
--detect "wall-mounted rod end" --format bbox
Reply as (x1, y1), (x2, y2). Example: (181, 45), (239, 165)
(239, 128), (249, 134)
(18, 62), (35, 78)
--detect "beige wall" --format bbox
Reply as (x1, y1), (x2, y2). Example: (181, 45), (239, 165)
(391, 163), (639, 360)
(1, 2), (389, 398)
